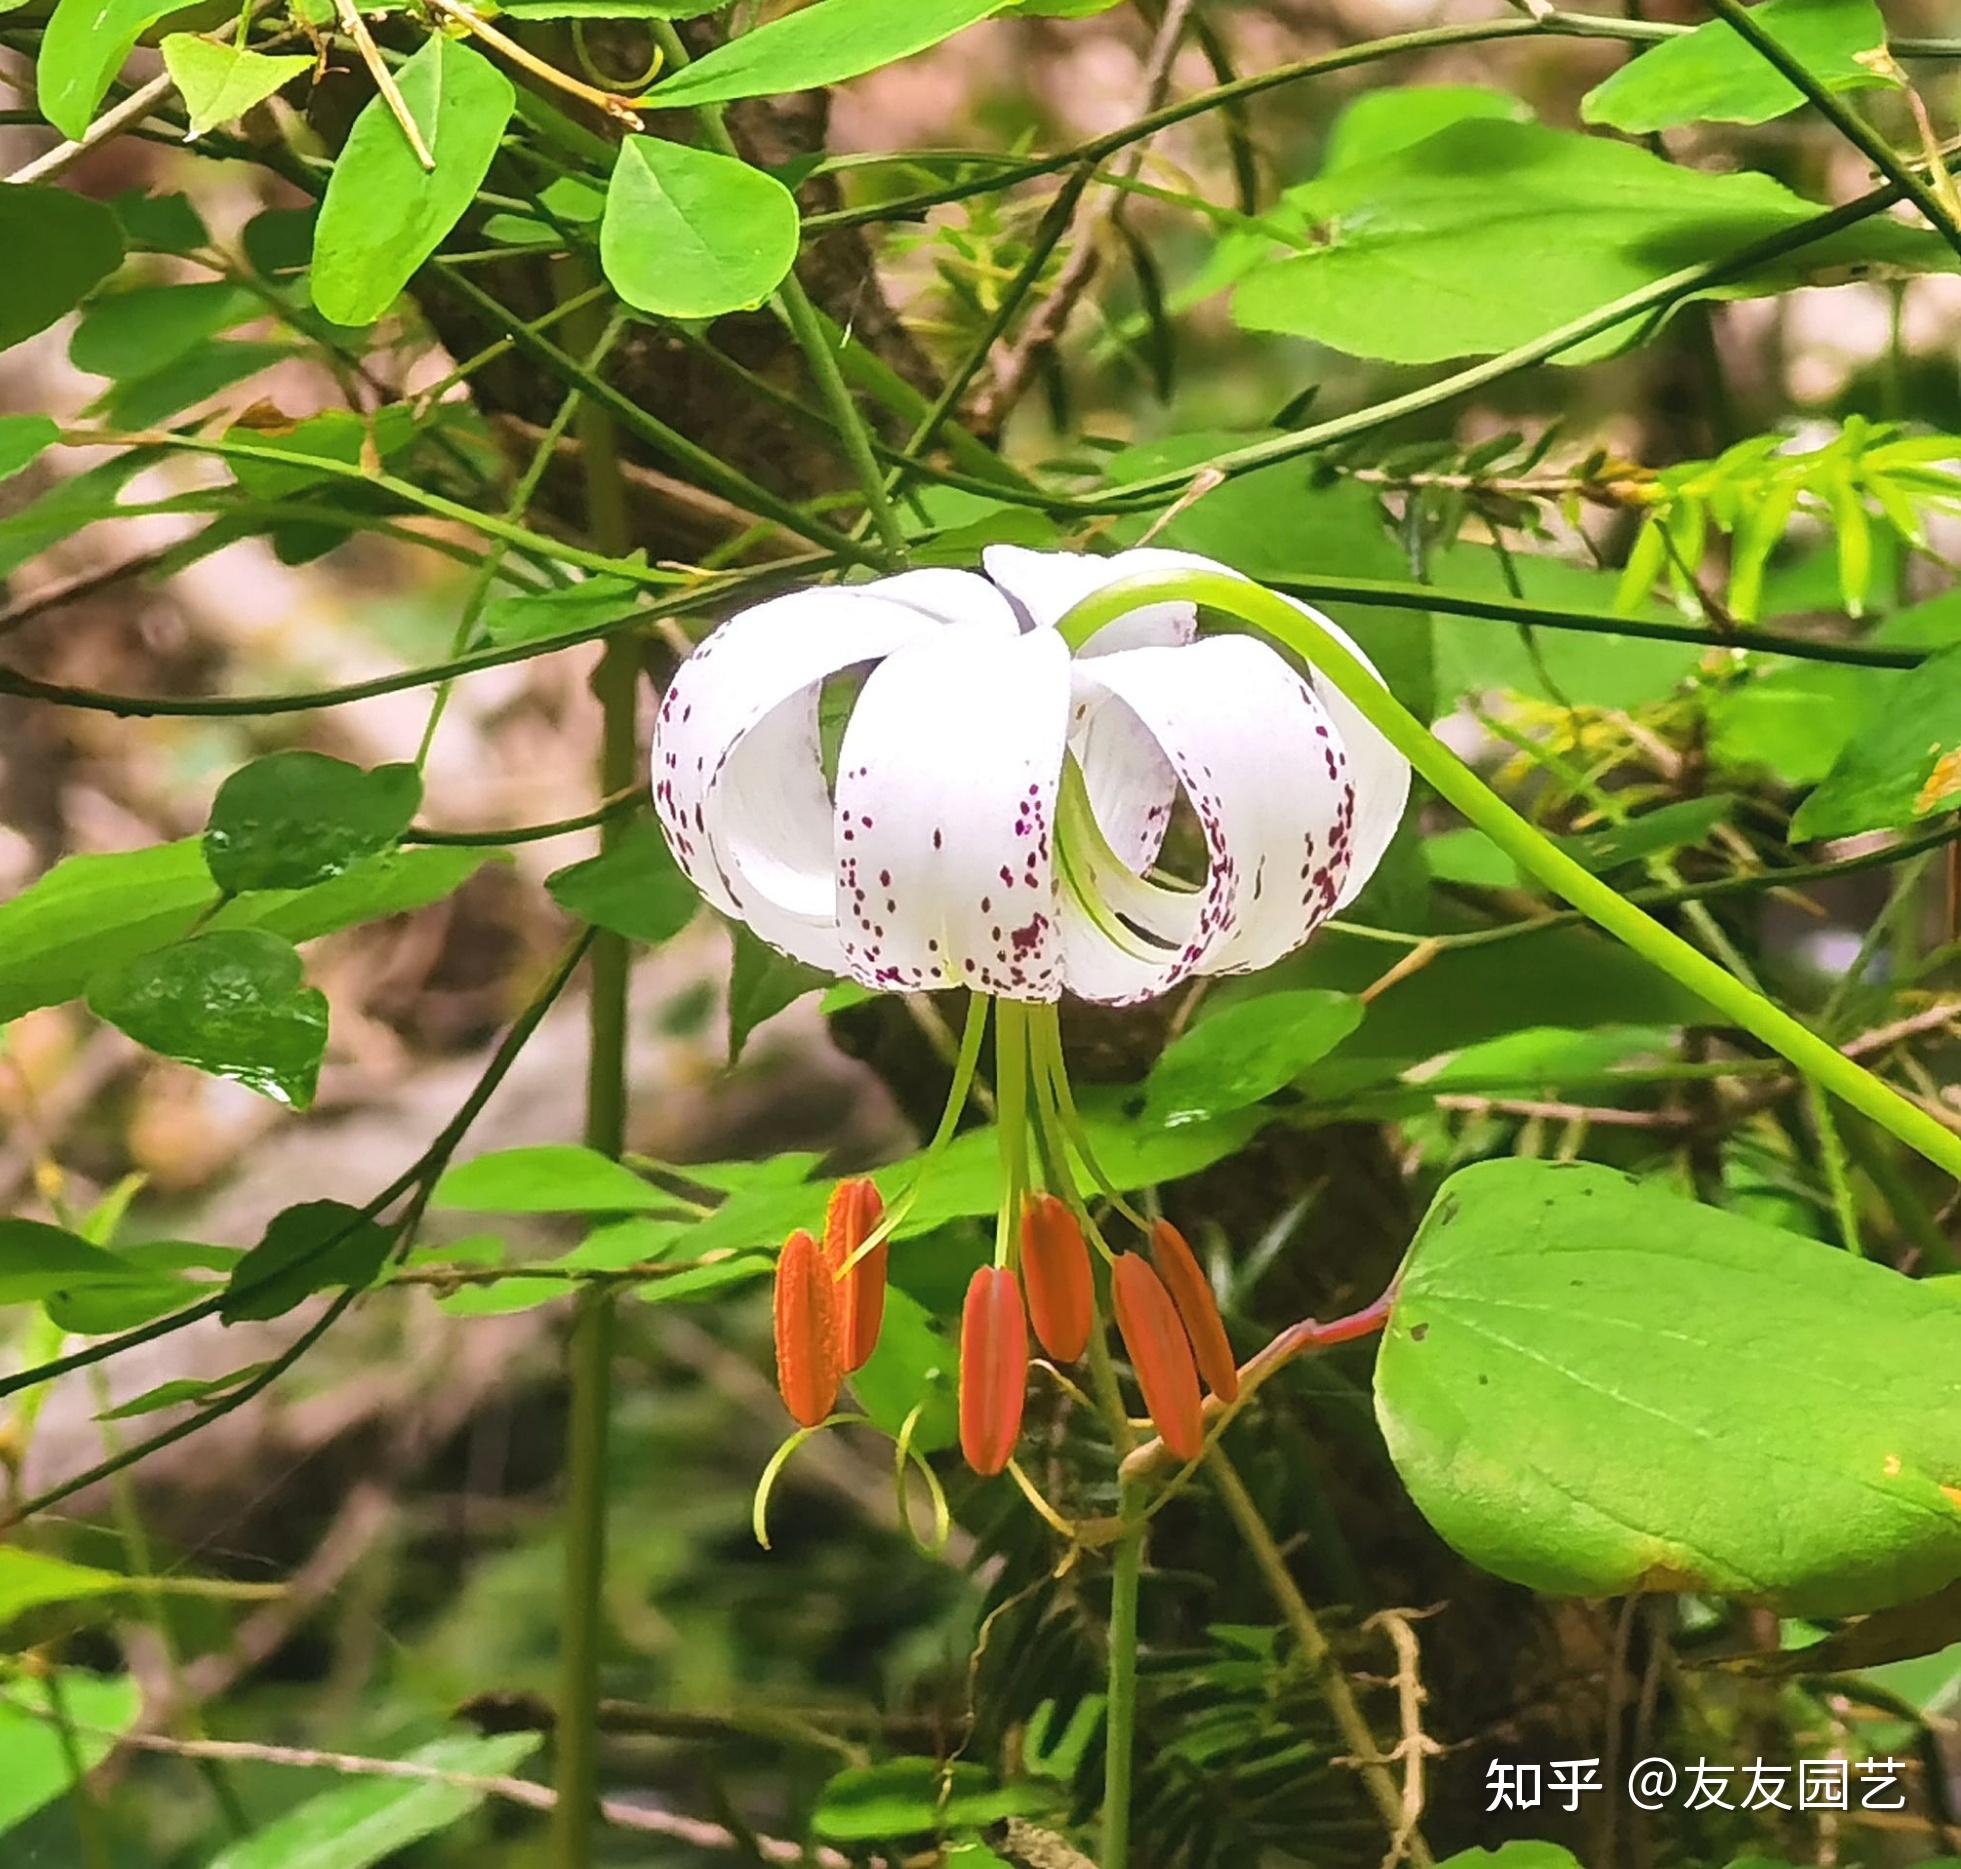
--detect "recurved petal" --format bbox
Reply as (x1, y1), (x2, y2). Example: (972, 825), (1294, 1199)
(982, 545), (1202, 653)
(652, 587), (937, 943)
(832, 622), (1072, 999)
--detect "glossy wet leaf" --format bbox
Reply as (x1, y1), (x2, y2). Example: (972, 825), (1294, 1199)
(1788, 642), (1961, 840)
(600, 136), (799, 318)
(1376, 1159), (1961, 1616)
(647, 0), (1006, 106)
(205, 751), (422, 895)
(311, 35), (515, 327)
(546, 818), (698, 944)
(1145, 989), (1363, 1125)
(37, 0), (197, 137)
(0, 1672), (141, 1837)
(0, 183), (123, 351)
(1230, 117), (1955, 365)
(433, 1144), (673, 1215)
(221, 1200), (393, 1322)
(162, 35), (313, 135)
(1583, 0), (1892, 133)
(87, 930), (329, 1108)
(205, 1732), (540, 1869)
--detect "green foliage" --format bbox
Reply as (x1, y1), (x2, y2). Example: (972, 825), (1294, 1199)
(813, 1756), (1057, 1841)
(221, 1200), (394, 1321)
(161, 35), (313, 135)
(1228, 113), (1955, 364)
(600, 136), (801, 318)
(0, 1547), (133, 1627)
(1144, 989), (1362, 1125)
(36, 0), (197, 138)
(546, 818), (700, 943)
(310, 36), (515, 326)
(70, 280), (258, 380)
(86, 930), (330, 1108)
(1583, 0), (1892, 132)
(1790, 642), (1961, 839)
(646, 0), (1007, 106)
(0, 414), (57, 480)
(0, 1672), (141, 1837)
(204, 1733), (541, 1869)
(433, 1143), (678, 1213)
(1377, 1159), (1961, 1616)
(205, 751), (423, 894)
(0, 184), (123, 351)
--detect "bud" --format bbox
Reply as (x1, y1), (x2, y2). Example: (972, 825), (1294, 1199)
(773, 1229), (840, 1428)
(1111, 1252), (1203, 1461)
(958, 1265), (1028, 1477)
(1149, 1220), (1240, 1404)
(1019, 1193), (1093, 1363)
(823, 1177), (887, 1372)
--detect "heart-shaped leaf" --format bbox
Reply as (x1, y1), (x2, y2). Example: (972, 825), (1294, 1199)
(161, 36), (313, 137)
(204, 751), (422, 895)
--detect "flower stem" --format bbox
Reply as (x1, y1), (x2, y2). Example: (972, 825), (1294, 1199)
(551, 272), (639, 1869)
(1102, 1478), (1144, 1869)
(1057, 571), (1961, 1183)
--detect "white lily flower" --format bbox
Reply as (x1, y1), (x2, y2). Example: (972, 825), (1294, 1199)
(651, 546), (1410, 1005)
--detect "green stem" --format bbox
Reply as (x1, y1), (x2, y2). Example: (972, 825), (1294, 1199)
(992, 1000), (1031, 1266)
(1056, 570), (1961, 1182)
(552, 273), (640, 1869)
(1102, 1479), (1144, 1869)
(1702, 0), (1961, 262)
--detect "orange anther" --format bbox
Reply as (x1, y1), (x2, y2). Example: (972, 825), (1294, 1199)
(823, 1177), (887, 1372)
(1150, 1220), (1240, 1404)
(773, 1229), (840, 1428)
(958, 1265), (1028, 1477)
(1019, 1193), (1093, 1363)
(1111, 1252), (1203, 1461)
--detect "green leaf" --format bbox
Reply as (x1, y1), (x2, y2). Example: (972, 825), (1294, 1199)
(310, 35), (515, 327)
(433, 1144), (673, 1214)
(1376, 1159), (1961, 1616)
(223, 846), (491, 943)
(1437, 1851), (1583, 1869)
(206, 1732), (540, 1869)
(600, 136), (799, 319)
(0, 183), (123, 351)
(499, 0), (722, 13)
(481, 573), (641, 646)
(634, 1253), (771, 1303)
(161, 34), (312, 135)
(87, 930), (329, 1108)
(221, 1200), (394, 1322)
(225, 405), (420, 498)
(0, 1672), (141, 1837)
(36, 0), (197, 138)
(1583, 0), (1892, 133)
(546, 819), (698, 945)
(1561, 795), (1734, 872)
(0, 1548), (131, 1627)
(1230, 117), (1956, 366)
(1789, 642), (1961, 840)
(1322, 83), (1531, 173)
(728, 923), (829, 1062)
(1145, 989), (1363, 1125)
(0, 414), (58, 480)
(100, 338), (292, 428)
(0, 1218), (147, 1302)
(205, 751), (422, 895)
(96, 1363), (269, 1419)
(813, 1759), (1055, 1843)
(69, 280), (257, 380)
(114, 187), (209, 252)
(847, 1287), (958, 1452)
(647, 0), (1006, 106)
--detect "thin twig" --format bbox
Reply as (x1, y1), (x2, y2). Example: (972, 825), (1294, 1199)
(6, 73), (176, 184)
(330, 0), (435, 170)
(422, 0), (643, 125)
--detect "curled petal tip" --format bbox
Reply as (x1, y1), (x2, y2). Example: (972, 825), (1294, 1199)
(1020, 1192), (1093, 1363)
(959, 1266), (1028, 1477)
(774, 1229), (840, 1428)
(823, 1177), (886, 1372)
(1111, 1251), (1204, 1462)
(1150, 1219), (1240, 1404)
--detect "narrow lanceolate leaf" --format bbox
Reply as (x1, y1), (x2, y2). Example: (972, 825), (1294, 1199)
(1789, 641), (1961, 840)
(0, 185), (123, 352)
(205, 752), (422, 895)
(1111, 1253), (1203, 1461)
(1375, 1159), (1961, 1617)
(162, 36), (314, 137)
(774, 1229), (841, 1428)
(1019, 1193), (1092, 1363)
(1582, 0), (1893, 134)
(36, 0), (194, 139)
(822, 1178), (886, 1374)
(958, 1266), (1028, 1476)
(86, 930), (329, 1109)
(646, 0), (1007, 107)
(600, 136), (799, 320)
(1149, 1221), (1238, 1404)
(311, 36), (515, 327)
